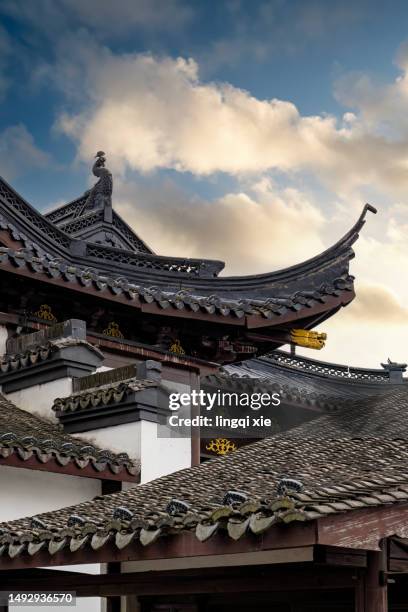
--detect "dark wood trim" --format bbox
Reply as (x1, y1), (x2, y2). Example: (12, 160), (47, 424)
(388, 538), (408, 574)
(88, 333), (217, 375)
(366, 549), (388, 611)
(0, 310), (219, 376)
(106, 559), (122, 612)
(0, 522), (318, 570)
(314, 545), (367, 567)
(0, 451), (137, 482)
(0, 564), (359, 597)
(317, 502), (408, 549)
(190, 371), (201, 467)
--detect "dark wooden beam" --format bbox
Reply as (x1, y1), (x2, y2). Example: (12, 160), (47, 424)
(366, 550), (388, 612)
(388, 538), (408, 573)
(0, 564), (359, 597)
(106, 559), (122, 612)
(317, 502), (408, 550)
(314, 545), (367, 567)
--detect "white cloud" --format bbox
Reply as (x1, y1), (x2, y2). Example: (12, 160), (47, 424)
(47, 42), (408, 202)
(115, 176), (326, 274)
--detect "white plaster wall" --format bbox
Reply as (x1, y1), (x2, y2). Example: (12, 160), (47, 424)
(0, 464), (101, 521)
(3, 360), (111, 422)
(6, 377), (72, 422)
(138, 419), (191, 483)
(0, 466), (103, 612)
(74, 422), (142, 459)
(0, 324), (8, 354)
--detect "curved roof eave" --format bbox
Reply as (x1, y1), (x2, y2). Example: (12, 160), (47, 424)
(214, 203), (377, 286)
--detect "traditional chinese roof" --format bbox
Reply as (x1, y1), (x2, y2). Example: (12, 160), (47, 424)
(0, 393), (138, 480)
(44, 194), (153, 254)
(216, 350), (408, 398)
(1, 388), (408, 561)
(0, 158), (376, 341)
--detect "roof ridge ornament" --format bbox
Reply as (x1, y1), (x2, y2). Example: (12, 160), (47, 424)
(76, 151), (113, 219)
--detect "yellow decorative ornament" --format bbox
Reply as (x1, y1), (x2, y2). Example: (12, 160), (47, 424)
(103, 322), (124, 339)
(290, 328), (327, 350)
(34, 304), (57, 323)
(206, 438), (238, 456)
(169, 339), (185, 355)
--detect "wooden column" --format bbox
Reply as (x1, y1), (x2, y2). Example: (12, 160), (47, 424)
(106, 559), (122, 612)
(190, 371), (201, 466)
(355, 549), (388, 612)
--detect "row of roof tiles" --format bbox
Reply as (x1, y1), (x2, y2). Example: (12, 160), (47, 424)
(0, 394), (138, 478)
(2, 389), (408, 559)
(0, 246), (354, 320)
(204, 371), (350, 411)
(0, 338), (102, 373)
(52, 378), (157, 414)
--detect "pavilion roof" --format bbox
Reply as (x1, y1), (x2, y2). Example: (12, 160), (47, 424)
(0, 171), (376, 332)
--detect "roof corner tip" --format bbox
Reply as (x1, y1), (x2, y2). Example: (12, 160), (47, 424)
(360, 203), (377, 221)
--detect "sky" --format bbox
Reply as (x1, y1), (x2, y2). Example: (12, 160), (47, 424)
(0, 0), (408, 367)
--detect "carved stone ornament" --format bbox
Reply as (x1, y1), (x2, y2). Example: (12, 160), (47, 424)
(76, 151), (113, 217)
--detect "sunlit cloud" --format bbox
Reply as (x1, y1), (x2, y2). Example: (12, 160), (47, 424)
(48, 41), (408, 203)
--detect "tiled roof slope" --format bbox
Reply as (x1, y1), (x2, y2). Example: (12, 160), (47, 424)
(0, 245), (354, 321)
(204, 369), (351, 412)
(0, 394), (138, 478)
(222, 350), (407, 400)
(1, 389), (408, 559)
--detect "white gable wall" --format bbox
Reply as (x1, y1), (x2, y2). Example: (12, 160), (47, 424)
(73, 378), (193, 483)
(5, 377), (72, 422)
